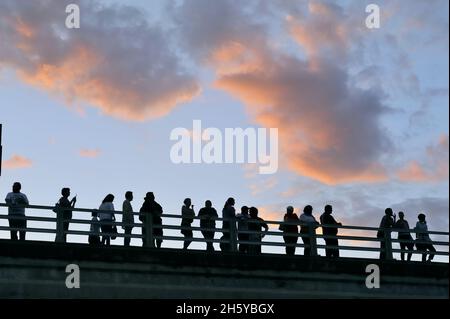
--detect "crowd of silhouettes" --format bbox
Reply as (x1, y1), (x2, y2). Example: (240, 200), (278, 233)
(1, 182), (440, 263)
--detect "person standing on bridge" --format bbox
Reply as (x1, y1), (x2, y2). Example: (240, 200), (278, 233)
(248, 207), (268, 254)
(320, 205), (342, 258)
(139, 192), (163, 248)
(122, 191), (134, 247)
(5, 182), (29, 241)
(280, 206), (299, 256)
(236, 206), (250, 253)
(99, 194), (116, 246)
(377, 208), (396, 259)
(414, 213), (436, 262)
(394, 211), (414, 261)
(181, 198), (195, 249)
(54, 187), (76, 243)
(198, 200), (218, 251)
(299, 205), (319, 257)
(221, 197), (236, 252)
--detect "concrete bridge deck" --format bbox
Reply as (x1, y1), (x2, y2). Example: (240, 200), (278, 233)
(0, 239), (448, 298)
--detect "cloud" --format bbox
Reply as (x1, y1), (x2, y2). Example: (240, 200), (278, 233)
(173, 0), (391, 185)
(0, 0), (200, 121)
(397, 134), (449, 182)
(2, 154), (32, 169)
(79, 148), (101, 158)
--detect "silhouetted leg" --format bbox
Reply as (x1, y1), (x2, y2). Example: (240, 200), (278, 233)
(302, 236), (311, 256)
(18, 219), (26, 241)
(63, 221), (70, 243)
(406, 243), (414, 261)
(156, 239), (162, 248)
(124, 227), (132, 246)
(400, 242), (406, 261)
(9, 218), (18, 240)
(427, 244), (436, 261)
(380, 241), (386, 260)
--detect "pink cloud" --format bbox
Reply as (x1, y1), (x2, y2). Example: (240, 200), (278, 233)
(79, 149), (101, 158)
(0, 0), (200, 121)
(2, 154), (32, 169)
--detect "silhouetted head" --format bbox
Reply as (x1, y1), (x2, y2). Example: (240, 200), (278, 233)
(102, 194), (114, 203)
(418, 213), (426, 222)
(398, 211), (404, 219)
(324, 205), (332, 215)
(205, 200), (212, 208)
(385, 208), (393, 216)
(184, 198), (191, 207)
(249, 206), (258, 218)
(241, 206), (249, 215)
(303, 205), (313, 215)
(61, 188), (70, 198)
(125, 191), (133, 201)
(286, 206), (294, 215)
(145, 192), (155, 201)
(12, 182), (21, 193)
(224, 197), (235, 208)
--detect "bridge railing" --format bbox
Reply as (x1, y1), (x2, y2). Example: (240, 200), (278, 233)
(0, 203), (448, 262)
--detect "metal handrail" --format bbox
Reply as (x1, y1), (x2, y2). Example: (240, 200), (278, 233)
(0, 203), (448, 261)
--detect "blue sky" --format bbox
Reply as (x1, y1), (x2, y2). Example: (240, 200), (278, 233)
(0, 0), (448, 260)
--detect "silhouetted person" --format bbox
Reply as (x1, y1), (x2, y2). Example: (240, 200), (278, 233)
(181, 198), (195, 249)
(236, 206), (250, 253)
(198, 200), (218, 251)
(55, 187), (76, 242)
(280, 206), (299, 256)
(394, 211), (414, 261)
(5, 182), (29, 241)
(320, 205), (342, 258)
(414, 213), (436, 262)
(139, 192), (163, 248)
(122, 191), (134, 247)
(89, 211), (101, 246)
(221, 197), (236, 252)
(99, 194), (115, 246)
(300, 205), (319, 256)
(377, 208), (396, 259)
(248, 207), (268, 254)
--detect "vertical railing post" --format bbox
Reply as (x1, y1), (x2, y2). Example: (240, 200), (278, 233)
(384, 229), (393, 260)
(55, 207), (64, 243)
(229, 217), (237, 252)
(145, 213), (154, 248)
(308, 225), (318, 257)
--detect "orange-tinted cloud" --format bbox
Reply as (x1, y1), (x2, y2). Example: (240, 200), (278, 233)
(176, 0), (390, 185)
(2, 154), (32, 169)
(0, 0), (200, 121)
(79, 149), (101, 158)
(397, 134), (449, 182)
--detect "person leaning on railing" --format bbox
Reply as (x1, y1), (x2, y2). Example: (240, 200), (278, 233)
(181, 198), (195, 249)
(248, 207), (268, 254)
(414, 213), (436, 262)
(98, 194), (116, 246)
(198, 200), (218, 252)
(139, 192), (163, 248)
(320, 205), (342, 258)
(54, 187), (76, 243)
(394, 211), (414, 261)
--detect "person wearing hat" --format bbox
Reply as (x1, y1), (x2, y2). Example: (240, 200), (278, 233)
(139, 192), (163, 248)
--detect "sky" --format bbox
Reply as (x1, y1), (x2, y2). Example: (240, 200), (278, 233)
(0, 0), (448, 261)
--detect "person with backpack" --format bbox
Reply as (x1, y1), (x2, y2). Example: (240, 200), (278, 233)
(139, 192), (163, 248)
(54, 187), (76, 243)
(320, 205), (342, 258)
